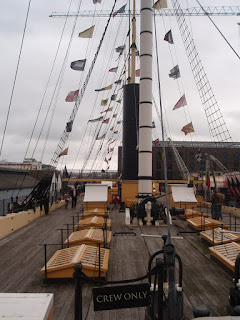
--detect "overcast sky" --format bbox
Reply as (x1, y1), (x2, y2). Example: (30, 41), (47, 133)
(0, 0), (239, 171)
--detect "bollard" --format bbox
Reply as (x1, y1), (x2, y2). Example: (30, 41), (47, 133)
(74, 262), (83, 320)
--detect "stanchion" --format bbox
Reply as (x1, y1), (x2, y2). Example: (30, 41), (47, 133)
(44, 244), (48, 285)
(74, 262), (83, 320)
(61, 229), (64, 249)
(98, 243), (101, 278)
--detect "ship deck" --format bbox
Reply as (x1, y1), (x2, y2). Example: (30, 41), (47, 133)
(0, 198), (238, 320)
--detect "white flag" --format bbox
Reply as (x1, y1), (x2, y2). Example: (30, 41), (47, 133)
(173, 94), (187, 110)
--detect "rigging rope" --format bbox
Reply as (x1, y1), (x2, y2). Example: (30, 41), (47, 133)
(39, 0), (84, 164)
(81, 37), (129, 172)
(15, 0), (82, 198)
(25, 0), (75, 161)
(171, 0), (233, 145)
(153, 6), (172, 238)
(50, 0), (118, 168)
(0, 0), (32, 157)
(14, 0), (75, 197)
(196, 0), (240, 61)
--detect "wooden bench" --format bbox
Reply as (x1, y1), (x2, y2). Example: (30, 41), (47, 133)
(200, 228), (240, 245)
(209, 242), (240, 272)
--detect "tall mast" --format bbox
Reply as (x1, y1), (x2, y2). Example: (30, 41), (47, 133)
(130, 0), (136, 84)
(138, 0), (153, 204)
(127, 0), (131, 83)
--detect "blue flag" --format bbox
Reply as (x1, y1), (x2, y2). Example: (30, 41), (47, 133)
(70, 59), (86, 71)
(113, 4), (127, 17)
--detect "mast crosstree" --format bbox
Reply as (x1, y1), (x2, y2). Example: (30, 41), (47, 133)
(50, 7), (240, 18)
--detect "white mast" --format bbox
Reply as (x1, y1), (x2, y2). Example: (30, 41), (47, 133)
(138, 0), (152, 204)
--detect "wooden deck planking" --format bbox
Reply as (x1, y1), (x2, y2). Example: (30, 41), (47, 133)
(0, 201), (238, 319)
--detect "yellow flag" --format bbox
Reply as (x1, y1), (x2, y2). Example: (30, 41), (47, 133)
(152, 0), (167, 9)
(181, 122), (194, 135)
(101, 99), (108, 106)
(57, 148), (68, 158)
(78, 25), (95, 38)
(100, 107), (113, 114)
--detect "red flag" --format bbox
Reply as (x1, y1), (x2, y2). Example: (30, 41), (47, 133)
(207, 179), (210, 190)
(173, 95), (187, 110)
(109, 67), (118, 72)
(154, 139), (160, 145)
(103, 118), (110, 124)
(65, 90), (79, 102)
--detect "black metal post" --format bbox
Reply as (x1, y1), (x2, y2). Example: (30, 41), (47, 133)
(61, 229), (64, 249)
(212, 227), (215, 245)
(44, 244), (48, 284)
(74, 262), (83, 320)
(67, 224), (70, 248)
(157, 259), (165, 320)
(98, 243), (101, 278)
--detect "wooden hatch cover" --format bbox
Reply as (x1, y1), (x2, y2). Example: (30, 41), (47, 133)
(64, 228), (112, 248)
(209, 242), (240, 272)
(178, 208), (207, 220)
(200, 228), (240, 245)
(74, 216), (111, 230)
(187, 216), (229, 231)
(84, 202), (107, 211)
(82, 208), (107, 218)
(41, 244), (110, 278)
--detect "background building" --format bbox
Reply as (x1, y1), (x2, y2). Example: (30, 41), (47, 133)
(118, 141), (240, 180)
(0, 158), (42, 171)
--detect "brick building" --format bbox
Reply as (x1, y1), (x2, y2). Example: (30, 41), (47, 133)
(118, 141), (240, 180)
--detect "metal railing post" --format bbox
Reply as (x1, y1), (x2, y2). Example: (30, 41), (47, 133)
(74, 262), (83, 320)
(44, 244), (48, 284)
(61, 229), (64, 249)
(98, 243), (101, 278)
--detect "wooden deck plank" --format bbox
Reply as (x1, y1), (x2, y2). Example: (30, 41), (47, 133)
(0, 199), (238, 319)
